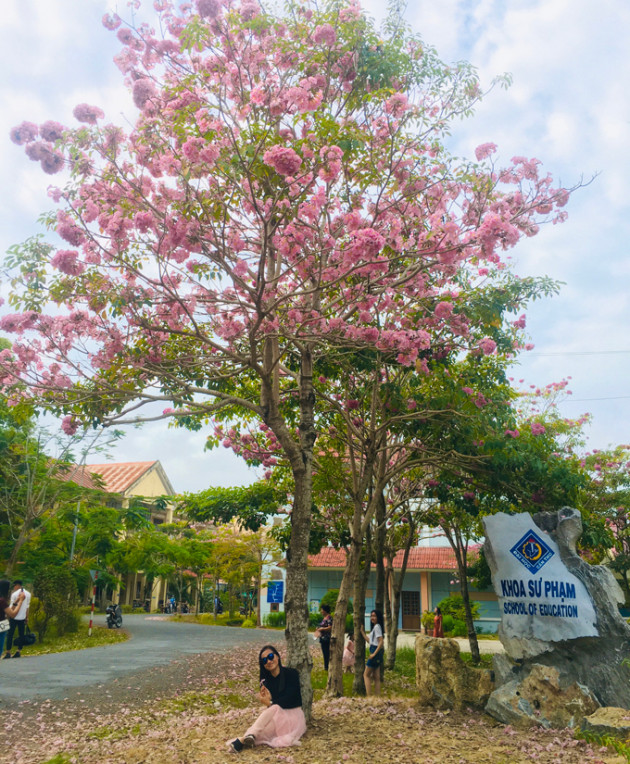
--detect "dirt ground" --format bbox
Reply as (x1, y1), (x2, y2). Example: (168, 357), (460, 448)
(6, 644), (625, 764)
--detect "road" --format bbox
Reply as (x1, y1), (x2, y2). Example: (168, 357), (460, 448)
(0, 614), (276, 706)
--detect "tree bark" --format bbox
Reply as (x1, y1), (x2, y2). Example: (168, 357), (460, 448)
(325, 535), (360, 696)
(443, 523), (481, 664)
(352, 534), (372, 696)
(374, 489), (386, 614)
(385, 520), (415, 670)
(280, 346), (316, 721)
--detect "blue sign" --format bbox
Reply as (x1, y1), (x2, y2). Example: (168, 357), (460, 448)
(510, 529), (554, 574)
(267, 581), (284, 604)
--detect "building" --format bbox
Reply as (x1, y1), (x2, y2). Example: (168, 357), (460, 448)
(306, 545), (499, 633)
(86, 460), (175, 610)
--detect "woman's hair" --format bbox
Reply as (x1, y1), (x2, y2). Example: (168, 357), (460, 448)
(370, 609), (384, 631)
(435, 606), (442, 616)
(258, 644), (282, 681)
(0, 580), (9, 599)
(320, 603), (331, 614)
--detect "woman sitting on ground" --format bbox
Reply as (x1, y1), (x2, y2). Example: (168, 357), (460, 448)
(228, 645), (306, 753)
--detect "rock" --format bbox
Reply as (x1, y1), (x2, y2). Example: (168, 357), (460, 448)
(485, 663), (600, 728)
(582, 706), (630, 739)
(415, 634), (493, 711)
(483, 510), (598, 660)
(482, 508), (630, 724)
(492, 653), (519, 687)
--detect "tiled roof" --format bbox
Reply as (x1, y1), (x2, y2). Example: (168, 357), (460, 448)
(54, 464), (103, 491)
(309, 545), (479, 571)
(86, 461), (158, 495)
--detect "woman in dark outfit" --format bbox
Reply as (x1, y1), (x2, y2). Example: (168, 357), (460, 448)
(316, 603), (333, 671)
(228, 645), (306, 753)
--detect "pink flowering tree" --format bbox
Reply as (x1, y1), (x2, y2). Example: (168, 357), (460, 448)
(1, 0), (573, 711)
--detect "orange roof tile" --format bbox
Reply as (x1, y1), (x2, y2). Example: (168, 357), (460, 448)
(86, 461), (157, 495)
(309, 545), (479, 571)
(54, 464), (103, 491)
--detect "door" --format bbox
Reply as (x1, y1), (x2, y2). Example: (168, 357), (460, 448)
(401, 590), (421, 630)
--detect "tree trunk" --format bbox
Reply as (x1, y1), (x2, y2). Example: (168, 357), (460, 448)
(280, 347), (316, 721)
(444, 524), (481, 664)
(385, 520), (415, 670)
(5, 524), (30, 577)
(457, 556), (480, 664)
(325, 536), (360, 696)
(374, 490), (386, 614)
(352, 535), (372, 696)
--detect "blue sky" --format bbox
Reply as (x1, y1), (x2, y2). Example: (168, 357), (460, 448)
(1, 0), (629, 492)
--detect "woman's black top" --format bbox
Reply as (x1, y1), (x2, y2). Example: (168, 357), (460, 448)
(265, 666), (302, 709)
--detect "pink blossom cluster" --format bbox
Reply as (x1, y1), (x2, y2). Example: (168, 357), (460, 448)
(196, 0), (222, 19)
(73, 103), (105, 124)
(263, 145), (302, 177)
(313, 24), (336, 46)
(51, 249), (85, 276)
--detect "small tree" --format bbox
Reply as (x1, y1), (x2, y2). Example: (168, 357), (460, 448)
(33, 564), (79, 640)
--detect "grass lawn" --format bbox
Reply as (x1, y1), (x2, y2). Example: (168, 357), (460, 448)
(16, 625), (128, 657)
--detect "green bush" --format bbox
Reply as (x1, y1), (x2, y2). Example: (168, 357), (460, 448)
(452, 619), (467, 637)
(121, 605), (134, 614)
(320, 589), (353, 615)
(345, 614), (354, 633)
(436, 594), (480, 623)
(442, 614), (454, 634)
(421, 610), (435, 630)
(29, 597), (47, 643)
(263, 611), (286, 628)
(56, 608), (81, 637)
(309, 612), (321, 629)
(241, 619), (256, 628)
(33, 565), (78, 642)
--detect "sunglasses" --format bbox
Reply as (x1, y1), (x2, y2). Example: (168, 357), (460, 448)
(261, 652), (276, 665)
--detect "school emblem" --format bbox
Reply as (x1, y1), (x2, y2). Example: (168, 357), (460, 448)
(510, 529), (554, 573)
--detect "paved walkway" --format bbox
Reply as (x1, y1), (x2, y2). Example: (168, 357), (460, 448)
(0, 614), (272, 705)
(394, 631), (504, 653)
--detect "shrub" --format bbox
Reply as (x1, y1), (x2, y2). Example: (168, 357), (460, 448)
(56, 608), (81, 637)
(320, 589), (353, 615)
(452, 619), (467, 637)
(309, 612), (321, 629)
(121, 605), (134, 614)
(241, 619), (256, 628)
(442, 614), (455, 634)
(263, 611), (286, 628)
(33, 565), (78, 642)
(28, 597), (48, 643)
(421, 610), (435, 630)
(436, 594), (480, 623)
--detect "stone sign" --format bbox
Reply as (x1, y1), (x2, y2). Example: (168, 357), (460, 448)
(483, 512), (597, 658)
(482, 507), (630, 727)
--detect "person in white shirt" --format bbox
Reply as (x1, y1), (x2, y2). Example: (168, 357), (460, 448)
(3, 580), (31, 659)
(360, 608), (385, 696)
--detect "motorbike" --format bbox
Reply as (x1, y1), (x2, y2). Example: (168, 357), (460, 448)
(106, 603), (123, 629)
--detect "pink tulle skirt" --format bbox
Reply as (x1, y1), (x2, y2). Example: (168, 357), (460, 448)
(342, 647), (355, 668)
(242, 704), (307, 748)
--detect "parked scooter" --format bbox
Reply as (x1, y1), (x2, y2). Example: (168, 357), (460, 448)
(106, 603), (123, 629)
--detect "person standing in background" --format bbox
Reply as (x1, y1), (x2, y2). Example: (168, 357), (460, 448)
(316, 604), (333, 671)
(3, 580), (30, 659)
